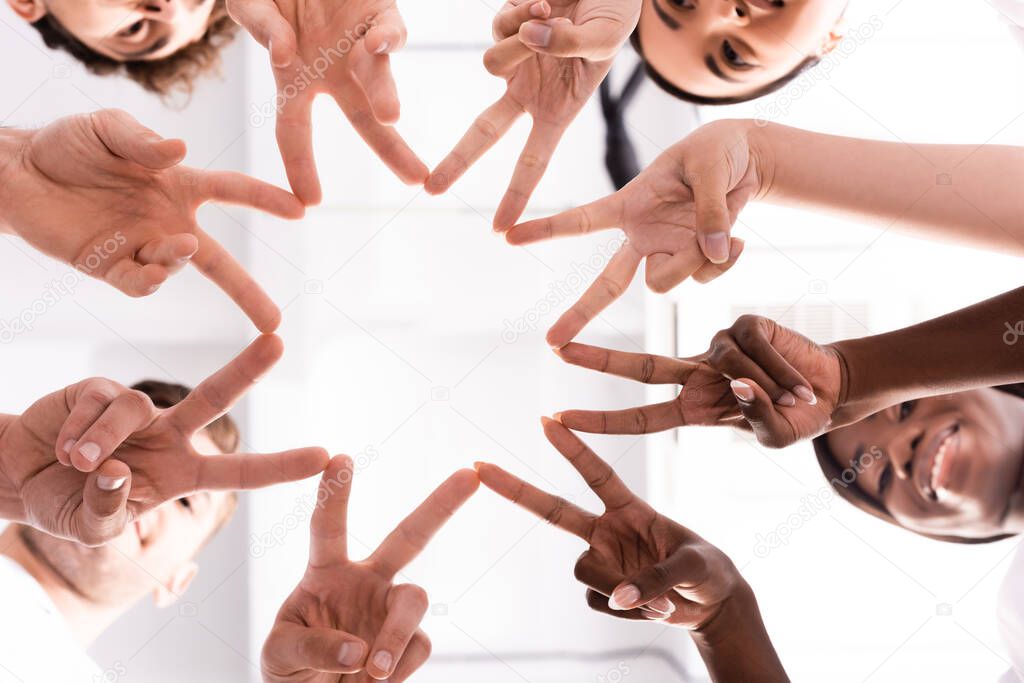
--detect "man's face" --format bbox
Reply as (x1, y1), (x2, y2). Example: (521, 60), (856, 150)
(24, 430), (234, 607)
(637, 0), (848, 101)
(38, 0), (216, 61)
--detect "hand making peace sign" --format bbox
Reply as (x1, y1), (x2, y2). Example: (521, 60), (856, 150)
(0, 334), (329, 546)
(261, 456), (479, 682)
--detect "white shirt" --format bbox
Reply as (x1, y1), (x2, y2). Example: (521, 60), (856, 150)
(0, 556), (101, 682)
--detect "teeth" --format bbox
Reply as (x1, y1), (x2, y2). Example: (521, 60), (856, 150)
(929, 434), (954, 495)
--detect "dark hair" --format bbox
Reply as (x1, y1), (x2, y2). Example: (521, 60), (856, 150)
(131, 379), (240, 539)
(29, 1), (238, 97)
(630, 31), (820, 106)
(812, 384), (1024, 545)
(131, 380), (240, 454)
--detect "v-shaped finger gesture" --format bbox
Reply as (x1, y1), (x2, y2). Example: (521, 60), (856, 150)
(262, 456), (479, 682)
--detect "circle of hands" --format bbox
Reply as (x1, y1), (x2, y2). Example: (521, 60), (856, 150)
(0, 2), (876, 681)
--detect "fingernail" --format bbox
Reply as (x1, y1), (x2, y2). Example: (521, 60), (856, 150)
(520, 22), (552, 47)
(648, 596), (675, 614)
(375, 40), (390, 54)
(641, 607), (667, 619)
(550, 412), (564, 423)
(530, 0), (549, 16)
(79, 442), (102, 462)
(730, 380), (754, 403)
(609, 585), (640, 610)
(62, 439), (75, 455)
(372, 650), (393, 674)
(776, 391), (796, 407)
(794, 385), (817, 405)
(338, 642), (362, 667)
(97, 476), (126, 491)
(705, 233), (730, 264)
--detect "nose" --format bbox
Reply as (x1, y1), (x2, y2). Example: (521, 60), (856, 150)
(717, 0), (752, 26)
(886, 423), (925, 482)
(142, 0), (180, 22)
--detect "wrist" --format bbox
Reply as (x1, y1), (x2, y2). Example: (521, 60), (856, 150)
(828, 337), (892, 427)
(745, 120), (778, 203)
(691, 581), (789, 683)
(0, 415), (26, 523)
(0, 128), (31, 235)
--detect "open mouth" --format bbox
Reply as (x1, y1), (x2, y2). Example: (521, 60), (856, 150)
(920, 425), (960, 502)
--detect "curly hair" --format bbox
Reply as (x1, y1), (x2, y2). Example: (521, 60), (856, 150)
(29, 0), (238, 97)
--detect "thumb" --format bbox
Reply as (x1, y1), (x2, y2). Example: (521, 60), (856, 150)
(78, 459), (131, 546)
(227, 0), (297, 67)
(689, 166), (733, 265)
(263, 624), (368, 674)
(90, 109), (186, 170)
(609, 546), (708, 613)
(517, 17), (624, 60)
(730, 378), (793, 449)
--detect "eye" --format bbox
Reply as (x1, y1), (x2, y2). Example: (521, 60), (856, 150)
(898, 400), (917, 421)
(667, 0), (696, 8)
(118, 20), (146, 38)
(722, 40), (752, 68)
(877, 464), (893, 497)
(177, 497), (193, 512)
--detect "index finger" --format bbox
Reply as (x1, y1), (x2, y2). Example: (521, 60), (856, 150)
(332, 83), (428, 185)
(194, 446), (330, 493)
(475, 461), (596, 541)
(190, 230), (282, 333)
(555, 342), (697, 384)
(492, 121), (567, 231)
(540, 418), (634, 510)
(166, 334), (284, 435)
(504, 194), (623, 245)
(425, 94), (522, 195)
(195, 170), (305, 220)
(370, 469), (480, 578)
(546, 244), (642, 348)
(555, 400), (686, 435)
(309, 455), (354, 566)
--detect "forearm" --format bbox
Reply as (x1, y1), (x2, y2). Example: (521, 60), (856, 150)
(0, 414), (25, 522)
(831, 286), (1024, 421)
(751, 122), (1024, 256)
(690, 584), (789, 683)
(0, 128), (29, 236)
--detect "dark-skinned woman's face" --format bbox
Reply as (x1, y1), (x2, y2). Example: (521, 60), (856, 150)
(826, 389), (1024, 540)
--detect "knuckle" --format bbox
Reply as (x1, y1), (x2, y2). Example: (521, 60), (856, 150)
(639, 355), (656, 383)
(400, 583), (429, 611)
(544, 498), (567, 526)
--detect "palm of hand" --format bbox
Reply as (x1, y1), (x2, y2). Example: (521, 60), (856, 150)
(274, 564), (394, 683)
(9, 396), (194, 538)
(619, 151), (760, 257)
(504, 0), (622, 118)
(585, 503), (731, 629)
(13, 117), (192, 267)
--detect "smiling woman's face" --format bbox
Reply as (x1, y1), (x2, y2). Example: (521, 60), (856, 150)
(37, 0), (215, 61)
(637, 0), (848, 101)
(826, 389), (1024, 540)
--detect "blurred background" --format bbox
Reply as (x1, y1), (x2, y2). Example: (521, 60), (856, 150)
(1, 0), (1023, 681)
